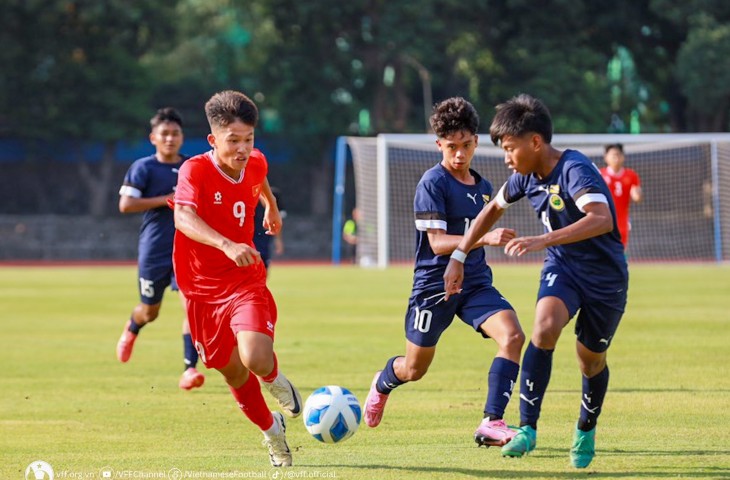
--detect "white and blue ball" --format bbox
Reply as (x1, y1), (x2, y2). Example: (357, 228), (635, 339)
(302, 386), (361, 443)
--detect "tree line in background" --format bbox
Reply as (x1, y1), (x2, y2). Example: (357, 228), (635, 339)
(1, 0), (729, 216)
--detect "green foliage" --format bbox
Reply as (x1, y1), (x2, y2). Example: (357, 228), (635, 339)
(0, 0), (179, 141)
(676, 15), (730, 128)
(2, 0), (730, 153)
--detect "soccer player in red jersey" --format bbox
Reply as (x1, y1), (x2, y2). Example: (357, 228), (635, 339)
(600, 144), (642, 249)
(172, 90), (301, 467)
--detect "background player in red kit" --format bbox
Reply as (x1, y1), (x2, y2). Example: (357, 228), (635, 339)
(172, 90), (301, 467)
(600, 144), (642, 249)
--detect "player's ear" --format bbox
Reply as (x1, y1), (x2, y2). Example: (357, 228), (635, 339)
(530, 133), (542, 151)
(206, 133), (216, 149)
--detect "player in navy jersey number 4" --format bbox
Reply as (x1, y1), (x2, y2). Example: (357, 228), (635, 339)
(364, 97), (525, 448)
(116, 107), (205, 391)
(444, 94), (628, 468)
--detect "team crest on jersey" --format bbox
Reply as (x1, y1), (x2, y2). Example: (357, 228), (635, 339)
(214, 191), (222, 205)
(482, 194), (490, 204)
(549, 184), (560, 194)
(252, 184), (261, 197)
(549, 193), (565, 211)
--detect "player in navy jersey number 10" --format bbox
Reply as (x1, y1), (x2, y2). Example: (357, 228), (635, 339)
(444, 94), (628, 468)
(116, 108), (205, 391)
(364, 97), (525, 448)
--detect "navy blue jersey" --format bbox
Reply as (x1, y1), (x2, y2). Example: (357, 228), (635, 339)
(253, 189), (285, 262)
(413, 164), (494, 291)
(495, 149), (628, 300)
(119, 154), (188, 264)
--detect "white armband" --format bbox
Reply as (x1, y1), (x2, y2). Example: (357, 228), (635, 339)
(450, 249), (467, 263)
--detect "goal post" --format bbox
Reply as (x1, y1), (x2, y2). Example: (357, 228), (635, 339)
(333, 133), (730, 266)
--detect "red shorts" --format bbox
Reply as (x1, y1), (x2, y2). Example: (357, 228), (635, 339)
(185, 286), (278, 369)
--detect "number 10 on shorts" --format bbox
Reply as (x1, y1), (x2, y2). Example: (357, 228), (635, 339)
(413, 306), (433, 333)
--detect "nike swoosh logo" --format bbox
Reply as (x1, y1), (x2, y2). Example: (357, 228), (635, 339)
(288, 381), (301, 414)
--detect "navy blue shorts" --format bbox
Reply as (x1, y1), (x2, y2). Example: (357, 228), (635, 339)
(137, 262), (178, 305)
(537, 263), (626, 353)
(405, 284), (514, 348)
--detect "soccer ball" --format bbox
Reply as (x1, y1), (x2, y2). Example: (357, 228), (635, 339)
(302, 385), (361, 443)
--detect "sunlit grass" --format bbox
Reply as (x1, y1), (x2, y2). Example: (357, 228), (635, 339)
(1, 263), (729, 479)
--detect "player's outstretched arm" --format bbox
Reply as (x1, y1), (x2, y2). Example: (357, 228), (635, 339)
(504, 201), (613, 257)
(174, 204), (260, 266)
(443, 201), (506, 300)
(119, 193), (173, 214)
(259, 177), (282, 235)
(427, 225), (516, 257)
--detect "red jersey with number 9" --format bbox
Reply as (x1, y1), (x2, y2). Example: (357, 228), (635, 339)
(173, 149), (268, 302)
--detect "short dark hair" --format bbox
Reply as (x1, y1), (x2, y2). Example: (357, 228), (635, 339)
(489, 94), (553, 145)
(604, 143), (624, 154)
(205, 90), (258, 129)
(150, 107), (183, 130)
(429, 97), (479, 138)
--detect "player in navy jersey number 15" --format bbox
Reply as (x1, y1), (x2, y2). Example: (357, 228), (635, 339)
(444, 94), (628, 468)
(364, 97), (525, 448)
(253, 186), (285, 273)
(116, 108), (205, 391)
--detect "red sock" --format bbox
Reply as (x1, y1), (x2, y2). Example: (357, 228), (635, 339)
(260, 352), (278, 383)
(229, 373), (273, 431)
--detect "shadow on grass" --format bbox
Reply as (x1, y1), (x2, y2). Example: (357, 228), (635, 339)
(410, 387), (730, 394)
(532, 447), (730, 457)
(299, 448), (730, 479)
(312, 463), (730, 478)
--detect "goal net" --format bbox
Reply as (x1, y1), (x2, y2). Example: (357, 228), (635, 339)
(342, 133), (730, 267)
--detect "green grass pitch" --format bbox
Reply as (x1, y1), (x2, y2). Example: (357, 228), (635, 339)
(2, 263), (729, 479)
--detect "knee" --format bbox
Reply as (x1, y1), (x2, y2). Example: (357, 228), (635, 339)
(580, 358), (606, 378)
(141, 313), (158, 323)
(137, 308), (159, 324)
(221, 368), (248, 388)
(401, 363), (428, 382)
(507, 328), (526, 350)
(495, 328), (525, 357)
(240, 351), (274, 377)
(531, 319), (561, 349)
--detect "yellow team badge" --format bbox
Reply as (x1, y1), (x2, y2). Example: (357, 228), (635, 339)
(482, 194), (490, 204)
(549, 193), (565, 211)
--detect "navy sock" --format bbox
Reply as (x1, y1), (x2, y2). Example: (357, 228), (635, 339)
(578, 365), (609, 431)
(519, 342), (554, 429)
(127, 317), (143, 335)
(376, 356), (406, 394)
(484, 357), (520, 420)
(183, 333), (198, 370)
